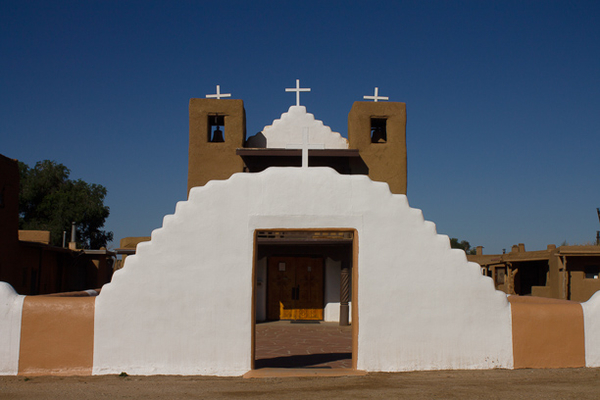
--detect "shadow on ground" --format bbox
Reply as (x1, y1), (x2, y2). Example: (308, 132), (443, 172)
(255, 352), (352, 368)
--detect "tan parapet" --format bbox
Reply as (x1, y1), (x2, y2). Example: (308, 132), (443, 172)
(347, 101), (407, 194)
(187, 98), (246, 194)
(119, 236), (150, 249)
(18, 296), (95, 376)
(508, 296), (585, 369)
(18, 230), (51, 244)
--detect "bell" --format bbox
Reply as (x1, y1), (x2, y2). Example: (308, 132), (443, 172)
(212, 127), (224, 142)
(371, 126), (386, 143)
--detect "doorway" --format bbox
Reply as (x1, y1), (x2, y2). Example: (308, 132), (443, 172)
(252, 229), (358, 370)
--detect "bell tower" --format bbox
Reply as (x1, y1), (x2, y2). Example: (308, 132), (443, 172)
(187, 97), (246, 194)
(347, 101), (407, 194)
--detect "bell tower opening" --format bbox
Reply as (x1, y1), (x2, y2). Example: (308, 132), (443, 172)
(208, 114), (225, 142)
(370, 117), (387, 143)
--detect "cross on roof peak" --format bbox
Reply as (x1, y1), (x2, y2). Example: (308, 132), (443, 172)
(285, 79), (311, 107)
(206, 85), (232, 100)
(363, 87), (389, 102)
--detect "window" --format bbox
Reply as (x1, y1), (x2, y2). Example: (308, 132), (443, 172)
(208, 114), (225, 142)
(495, 268), (506, 285)
(370, 118), (387, 143)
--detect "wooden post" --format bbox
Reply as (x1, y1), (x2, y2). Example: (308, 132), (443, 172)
(340, 265), (350, 326)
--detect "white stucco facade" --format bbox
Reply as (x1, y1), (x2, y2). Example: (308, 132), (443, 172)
(93, 167), (513, 376)
(0, 282), (24, 375)
(246, 106), (349, 149)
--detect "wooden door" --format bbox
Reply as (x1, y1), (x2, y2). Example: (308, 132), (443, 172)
(267, 257), (324, 321)
(267, 258), (296, 320)
(294, 258), (324, 320)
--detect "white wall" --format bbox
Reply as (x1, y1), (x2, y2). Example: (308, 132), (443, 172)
(582, 291), (600, 367)
(93, 167), (513, 376)
(247, 106), (349, 149)
(0, 282), (24, 375)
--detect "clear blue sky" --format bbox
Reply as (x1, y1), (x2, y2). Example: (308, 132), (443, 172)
(2, 1), (599, 254)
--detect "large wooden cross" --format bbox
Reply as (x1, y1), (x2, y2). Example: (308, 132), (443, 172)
(285, 79), (311, 106)
(286, 128), (325, 168)
(206, 85), (231, 99)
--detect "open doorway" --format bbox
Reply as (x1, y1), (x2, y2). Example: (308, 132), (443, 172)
(252, 229), (358, 370)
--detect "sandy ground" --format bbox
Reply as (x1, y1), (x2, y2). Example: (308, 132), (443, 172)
(2, 368), (600, 399)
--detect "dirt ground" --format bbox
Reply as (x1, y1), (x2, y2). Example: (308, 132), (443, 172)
(2, 368), (600, 399)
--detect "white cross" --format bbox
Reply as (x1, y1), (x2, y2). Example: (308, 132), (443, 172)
(285, 79), (311, 106)
(363, 87), (389, 102)
(286, 128), (325, 168)
(206, 85), (231, 99)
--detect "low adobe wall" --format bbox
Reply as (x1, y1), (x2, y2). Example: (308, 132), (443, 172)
(0, 283), (96, 376)
(509, 296), (585, 368)
(18, 296), (95, 376)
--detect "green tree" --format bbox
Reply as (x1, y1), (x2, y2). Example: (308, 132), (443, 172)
(450, 237), (477, 255)
(18, 160), (113, 249)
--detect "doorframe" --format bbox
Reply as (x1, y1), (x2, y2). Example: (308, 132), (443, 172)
(251, 228), (359, 370)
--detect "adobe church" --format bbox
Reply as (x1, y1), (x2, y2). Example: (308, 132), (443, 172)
(2, 83), (600, 376)
(188, 83), (408, 325)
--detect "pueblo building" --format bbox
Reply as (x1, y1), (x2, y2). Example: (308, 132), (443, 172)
(2, 83), (600, 376)
(470, 243), (600, 302)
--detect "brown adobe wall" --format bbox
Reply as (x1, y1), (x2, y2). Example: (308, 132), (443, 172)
(18, 230), (50, 244)
(119, 236), (151, 249)
(547, 251), (564, 299)
(567, 256), (600, 302)
(347, 101), (407, 195)
(18, 295), (95, 376)
(509, 295), (585, 368)
(187, 99), (246, 194)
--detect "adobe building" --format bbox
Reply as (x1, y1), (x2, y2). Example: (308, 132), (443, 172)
(0, 154), (115, 295)
(2, 85), (600, 376)
(470, 243), (600, 302)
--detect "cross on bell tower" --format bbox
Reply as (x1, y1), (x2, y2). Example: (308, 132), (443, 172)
(363, 87), (389, 102)
(206, 85), (232, 100)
